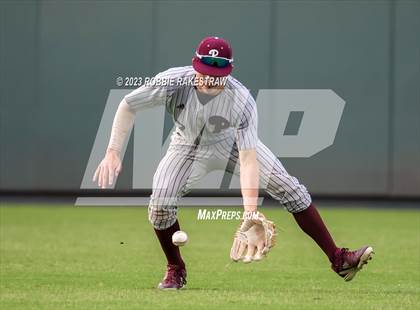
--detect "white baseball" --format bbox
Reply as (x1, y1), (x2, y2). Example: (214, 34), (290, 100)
(172, 231), (188, 246)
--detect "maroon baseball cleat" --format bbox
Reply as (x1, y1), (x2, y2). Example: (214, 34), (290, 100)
(332, 246), (374, 281)
(158, 264), (187, 290)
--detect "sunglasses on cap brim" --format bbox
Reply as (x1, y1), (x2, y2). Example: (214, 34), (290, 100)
(195, 52), (233, 68)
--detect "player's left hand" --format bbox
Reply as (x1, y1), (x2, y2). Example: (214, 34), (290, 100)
(230, 212), (276, 263)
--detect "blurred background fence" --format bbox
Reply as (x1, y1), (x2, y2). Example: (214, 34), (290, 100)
(1, 0), (419, 198)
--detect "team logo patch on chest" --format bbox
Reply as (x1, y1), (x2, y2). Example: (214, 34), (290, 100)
(207, 115), (230, 133)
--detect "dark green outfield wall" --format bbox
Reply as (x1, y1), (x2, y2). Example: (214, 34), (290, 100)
(1, 0), (419, 197)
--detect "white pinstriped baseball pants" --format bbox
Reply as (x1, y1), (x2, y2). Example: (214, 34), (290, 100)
(148, 139), (312, 230)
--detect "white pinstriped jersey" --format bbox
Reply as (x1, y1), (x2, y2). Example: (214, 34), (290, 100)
(126, 67), (311, 228)
(124, 66), (258, 151)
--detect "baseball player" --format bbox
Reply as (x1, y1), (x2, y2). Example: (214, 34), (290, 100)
(93, 37), (374, 290)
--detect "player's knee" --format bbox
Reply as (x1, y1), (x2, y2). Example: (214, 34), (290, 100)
(282, 186), (312, 213)
(284, 198), (311, 213)
(266, 181), (312, 213)
(148, 203), (177, 230)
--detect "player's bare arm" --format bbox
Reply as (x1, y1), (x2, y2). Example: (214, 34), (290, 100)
(239, 149), (259, 212)
(93, 99), (135, 188)
(231, 148), (277, 263)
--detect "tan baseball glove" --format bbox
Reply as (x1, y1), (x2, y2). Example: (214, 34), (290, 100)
(230, 212), (276, 263)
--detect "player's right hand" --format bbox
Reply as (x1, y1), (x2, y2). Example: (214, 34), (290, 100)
(93, 149), (122, 189)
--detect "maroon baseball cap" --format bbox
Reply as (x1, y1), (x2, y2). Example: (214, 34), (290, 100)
(192, 36), (233, 77)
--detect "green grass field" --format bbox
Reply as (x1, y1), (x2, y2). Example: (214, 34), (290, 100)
(1, 204), (419, 309)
